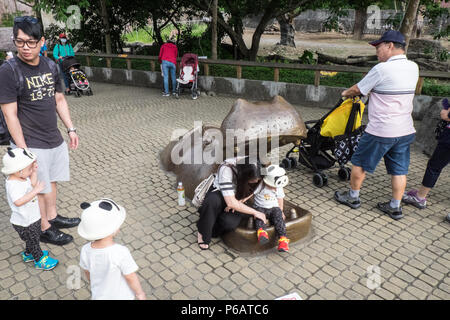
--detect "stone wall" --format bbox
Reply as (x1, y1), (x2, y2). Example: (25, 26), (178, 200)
(0, 27), (14, 51)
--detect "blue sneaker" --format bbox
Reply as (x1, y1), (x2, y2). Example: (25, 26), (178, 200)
(21, 250), (48, 263)
(34, 254), (58, 271)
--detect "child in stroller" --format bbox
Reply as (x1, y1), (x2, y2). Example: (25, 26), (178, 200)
(61, 56), (93, 97)
(175, 53), (200, 100)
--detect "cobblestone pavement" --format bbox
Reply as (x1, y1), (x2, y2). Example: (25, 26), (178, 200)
(0, 82), (449, 300)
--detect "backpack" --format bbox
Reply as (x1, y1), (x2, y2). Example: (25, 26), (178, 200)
(0, 57), (59, 145)
(192, 162), (237, 208)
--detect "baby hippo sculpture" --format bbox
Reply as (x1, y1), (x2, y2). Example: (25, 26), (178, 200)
(160, 95), (312, 252)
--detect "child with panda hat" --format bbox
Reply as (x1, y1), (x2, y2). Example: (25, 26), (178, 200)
(78, 198), (146, 300)
(238, 164), (291, 252)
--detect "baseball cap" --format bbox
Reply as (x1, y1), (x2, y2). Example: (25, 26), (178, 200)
(369, 30), (406, 47)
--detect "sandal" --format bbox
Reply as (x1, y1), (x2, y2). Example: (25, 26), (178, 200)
(198, 242), (210, 250)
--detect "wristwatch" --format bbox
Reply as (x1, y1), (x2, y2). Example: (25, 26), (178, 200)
(67, 127), (77, 134)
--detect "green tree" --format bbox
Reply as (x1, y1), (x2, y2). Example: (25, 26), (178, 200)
(189, 0), (321, 61)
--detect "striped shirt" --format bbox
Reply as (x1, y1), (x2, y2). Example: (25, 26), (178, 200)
(357, 54), (419, 138)
(212, 157), (243, 197)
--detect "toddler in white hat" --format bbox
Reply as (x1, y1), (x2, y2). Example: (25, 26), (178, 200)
(2, 147), (59, 270)
(238, 164), (290, 252)
(78, 198), (146, 300)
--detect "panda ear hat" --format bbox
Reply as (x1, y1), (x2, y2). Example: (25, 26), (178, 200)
(263, 164), (289, 188)
(77, 198), (126, 241)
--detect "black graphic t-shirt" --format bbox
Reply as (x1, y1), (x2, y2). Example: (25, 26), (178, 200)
(0, 56), (64, 149)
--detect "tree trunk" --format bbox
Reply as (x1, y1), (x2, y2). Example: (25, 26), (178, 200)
(399, 0), (420, 52)
(99, 0), (112, 54)
(277, 14), (296, 47)
(211, 0), (218, 59)
(352, 7), (367, 40)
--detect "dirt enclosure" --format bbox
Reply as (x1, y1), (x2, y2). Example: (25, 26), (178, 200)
(223, 30), (450, 59)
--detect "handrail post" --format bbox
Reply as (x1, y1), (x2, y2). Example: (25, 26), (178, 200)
(126, 58), (131, 70)
(150, 61), (155, 72)
(236, 65), (242, 79)
(204, 63), (209, 76)
(106, 57), (112, 68)
(274, 67), (279, 82)
(415, 77), (424, 95)
(86, 56), (91, 67)
(314, 70), (321, 87)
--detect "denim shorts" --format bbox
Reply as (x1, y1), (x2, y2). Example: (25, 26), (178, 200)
(351, 132), (415, 175)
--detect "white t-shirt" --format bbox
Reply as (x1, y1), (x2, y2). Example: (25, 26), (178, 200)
(79, 243), (139, 300)
(357, 54), (419, 138)
(253, 182), (285, 209)
(5, 177), (41, 227)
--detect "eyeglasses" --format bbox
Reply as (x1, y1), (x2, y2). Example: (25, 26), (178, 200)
(13, 38), (40, 48)
(14, 16), (38, 24)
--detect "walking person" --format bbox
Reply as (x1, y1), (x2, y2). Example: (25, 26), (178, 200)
(158, 36), (178, 97)
(53, 33), (74, 94)
(0, 16), (80, 246)
(403, 98), (450, 222)
(334, 30), (419, 220)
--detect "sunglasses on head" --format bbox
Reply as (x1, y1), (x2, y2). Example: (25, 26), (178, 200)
(7, 147), (34, 160)
(14, 16), (39, 24)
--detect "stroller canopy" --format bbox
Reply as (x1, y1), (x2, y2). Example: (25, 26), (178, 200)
(181, 53), (198, 67)
(61, 56), (81, 72)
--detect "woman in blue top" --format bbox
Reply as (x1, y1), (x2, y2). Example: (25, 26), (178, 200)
(53, 33), (74, 94)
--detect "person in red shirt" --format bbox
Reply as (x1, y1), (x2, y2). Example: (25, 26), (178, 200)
(158, 37), (178, 96)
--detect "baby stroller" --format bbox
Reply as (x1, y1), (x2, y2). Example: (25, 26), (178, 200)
(61, 56), (93, 97)
(280, 97), (365, 187)
(175, 53), (200, 100)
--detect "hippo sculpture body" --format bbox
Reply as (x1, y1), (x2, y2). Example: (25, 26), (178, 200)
(160, 95), (312, 252)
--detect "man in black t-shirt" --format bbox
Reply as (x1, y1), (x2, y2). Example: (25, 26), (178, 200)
(0, 17), (80, 245)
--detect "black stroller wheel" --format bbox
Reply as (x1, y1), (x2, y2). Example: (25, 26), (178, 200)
(288, 157), (298, 169)
(280, 158), (291, 169)
(313, 173), (324, 188)
(321, 172), (328, 186)
(338, 167), (350, 181)
(345, 167), (351, 180)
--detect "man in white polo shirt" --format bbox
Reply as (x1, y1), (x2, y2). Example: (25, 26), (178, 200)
(334, 30), (419, 220)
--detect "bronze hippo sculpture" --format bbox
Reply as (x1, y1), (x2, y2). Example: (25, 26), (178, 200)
(160, 95), (312, 253)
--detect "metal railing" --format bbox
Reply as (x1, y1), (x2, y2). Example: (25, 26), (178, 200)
(70, 52), (450, 95)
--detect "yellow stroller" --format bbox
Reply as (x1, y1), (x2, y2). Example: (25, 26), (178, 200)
(280, 97), (365, 187)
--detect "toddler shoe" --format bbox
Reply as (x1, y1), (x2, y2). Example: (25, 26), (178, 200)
(277, 236), (290, 253)
(34, 253), (58, 271)
(257, 228), (269, 245)
(22, 250), (48, 263)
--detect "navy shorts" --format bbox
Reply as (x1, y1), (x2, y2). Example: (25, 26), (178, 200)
(351, 132), (415, 175)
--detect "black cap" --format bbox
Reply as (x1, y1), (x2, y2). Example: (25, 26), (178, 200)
(369, 30), (406, 47)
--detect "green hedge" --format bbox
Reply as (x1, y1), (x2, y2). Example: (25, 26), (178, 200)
(77, 57), (449, 97)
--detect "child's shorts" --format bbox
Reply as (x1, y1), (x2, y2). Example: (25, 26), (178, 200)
(351, 132), (415, 175)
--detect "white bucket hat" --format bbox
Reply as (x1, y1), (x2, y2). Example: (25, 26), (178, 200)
(77, 198), (126, 241)
(1, 147), (36, 175)
(263, 164), (289, 188)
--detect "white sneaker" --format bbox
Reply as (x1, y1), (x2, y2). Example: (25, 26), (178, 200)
(162, 92), (170, 97)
